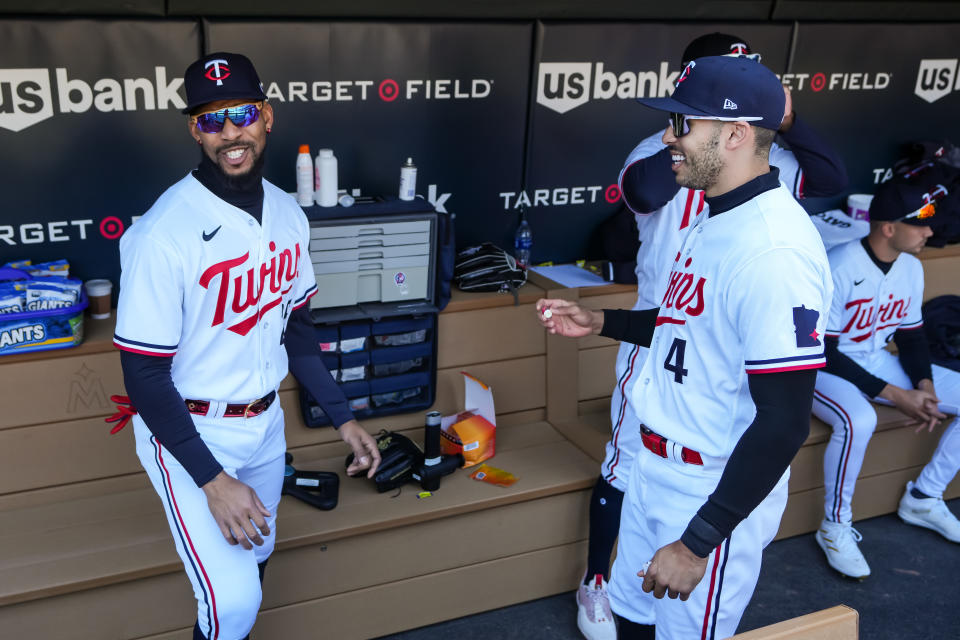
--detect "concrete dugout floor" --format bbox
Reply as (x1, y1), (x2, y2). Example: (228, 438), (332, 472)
(377, 498), (960, 639)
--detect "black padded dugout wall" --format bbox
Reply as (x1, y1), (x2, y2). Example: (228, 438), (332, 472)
(2, 17), (960, 281)
(522, 21), (793, 263)
(0, 19), (201, 285)
(786, 23), (960, 208)
(206, 20), (533, 256)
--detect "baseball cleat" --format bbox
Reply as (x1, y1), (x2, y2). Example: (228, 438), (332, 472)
(815, 519), (871, 579)
(576, 573), (617, 640)
(898, 481), (960, 543)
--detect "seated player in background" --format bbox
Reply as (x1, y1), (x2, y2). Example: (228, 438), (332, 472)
(575, 32), (848, 640)
(812, 177), (960, 580)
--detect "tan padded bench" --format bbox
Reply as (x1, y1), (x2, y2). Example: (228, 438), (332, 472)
(0, 286), (600, 639)
(731, 605), (858, 639)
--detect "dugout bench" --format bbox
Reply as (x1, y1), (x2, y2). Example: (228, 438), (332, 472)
(0, 245), (957, 639)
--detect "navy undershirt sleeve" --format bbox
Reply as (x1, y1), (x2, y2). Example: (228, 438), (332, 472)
(284, 306), (355, 428)
(119, 351), (224, 487)
(599, 308), (660, 347)
(619, 148), (682, 213)
(681, 369), (816, 557)
(893, 328), (934, 387)
(823, 335), (887, 398)
(779, 115), (849, 198)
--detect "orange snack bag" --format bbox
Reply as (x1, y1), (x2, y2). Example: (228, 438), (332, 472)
(470, 463), (517, 487)
(441, 410), (495, 468)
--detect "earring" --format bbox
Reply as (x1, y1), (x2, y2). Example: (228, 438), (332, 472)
(266, 128), (271, 133)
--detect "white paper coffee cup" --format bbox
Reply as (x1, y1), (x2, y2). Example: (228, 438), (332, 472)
(84, 279), (113, 319)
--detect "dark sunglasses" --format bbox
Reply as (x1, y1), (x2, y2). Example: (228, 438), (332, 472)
(192, 102), (263, 134)
(668, 112), (760, 137)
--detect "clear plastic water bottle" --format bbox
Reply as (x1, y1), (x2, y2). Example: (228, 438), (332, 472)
(514, 216), (532, 269)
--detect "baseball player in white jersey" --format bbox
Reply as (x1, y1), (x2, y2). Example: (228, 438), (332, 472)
(812, 177), (960, 580)
(540, 56), (831, 639)
(578, 33), (847, 640)
(113, 52), (380, 640)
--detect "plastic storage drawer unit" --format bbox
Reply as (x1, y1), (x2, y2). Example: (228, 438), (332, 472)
(310, 218), (434, 309)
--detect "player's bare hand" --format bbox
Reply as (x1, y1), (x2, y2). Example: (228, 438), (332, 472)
(913, 380), (948, 432)
(638, 540), (708, 601)
(202, 471), (271, 550)
(883, 385), (945, 432)
(779, 85), (794, 132)
(340, 420), (382, 479)
(536, 298), (604, 338)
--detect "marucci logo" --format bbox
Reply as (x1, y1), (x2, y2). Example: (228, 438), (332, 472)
(262, 77), (492, 104)
(914, 59), (960, 103)
(0, 67), (184, 132)
(536, 61), (679, 114)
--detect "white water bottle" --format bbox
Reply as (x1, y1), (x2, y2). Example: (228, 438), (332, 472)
(399, 157), (417, 201)
(315, 149), (338, 207)
(296, 145), (313, 206)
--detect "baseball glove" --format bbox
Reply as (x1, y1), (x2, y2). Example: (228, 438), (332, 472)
(346, 430), (423, 493)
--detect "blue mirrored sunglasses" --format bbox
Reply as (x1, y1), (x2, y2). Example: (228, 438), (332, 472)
(192, 102), (262, 134)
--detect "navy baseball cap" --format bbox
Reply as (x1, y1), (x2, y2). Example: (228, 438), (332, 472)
(637, 55), (785, 131)
(182, 52), (268, 114)
(869, 179), (944, 226)
(681, 33), (757, 66)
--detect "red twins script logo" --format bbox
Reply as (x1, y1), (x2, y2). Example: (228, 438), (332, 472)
(658, 254), (707, 326)
(842, 294), (910, 342)
(199, 241), (300, 336)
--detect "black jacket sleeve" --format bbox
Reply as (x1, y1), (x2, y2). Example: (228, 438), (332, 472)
(619, 148), (683, 213)
(119, 351), (223, 487)
(681, 369), (816, 557)
(778, 115), (849, 198)
(599, 308), (660, 347)
(893, 328), (934, 387)
(284, 305), (355, 428)
(823, 335), (887, 398)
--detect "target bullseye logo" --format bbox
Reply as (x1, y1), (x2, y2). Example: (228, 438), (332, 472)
(204, 59), (231, 86)
(605, 184), (621, 203)
(99, 216), (124, 240)
(379, 79), (399, 102)
(810, 73), (827, 92)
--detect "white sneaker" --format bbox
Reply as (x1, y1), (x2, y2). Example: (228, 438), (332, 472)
(576, 574), (617, 640)
(898, 481), (960, 543)
(815, 519), (871, 579)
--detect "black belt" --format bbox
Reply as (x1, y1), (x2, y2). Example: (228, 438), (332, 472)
(184, 390), (277, 418)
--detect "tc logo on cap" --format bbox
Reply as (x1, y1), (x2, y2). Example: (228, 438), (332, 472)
(676, 60), (696, 86)
(729, 43), (750, 55)
(204, 59), (230, 86)
(924, 184), (948, 204)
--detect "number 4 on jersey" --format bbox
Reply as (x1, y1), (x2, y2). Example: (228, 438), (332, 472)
(663, 337), (688, 383)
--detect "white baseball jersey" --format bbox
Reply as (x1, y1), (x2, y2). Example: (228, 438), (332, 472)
(619, 130), (803, 309)
(630, 180), (832, 459)
(115, 173), (318, 401)
(823, 239), (924, 360)
(601, 135), (807, 489)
